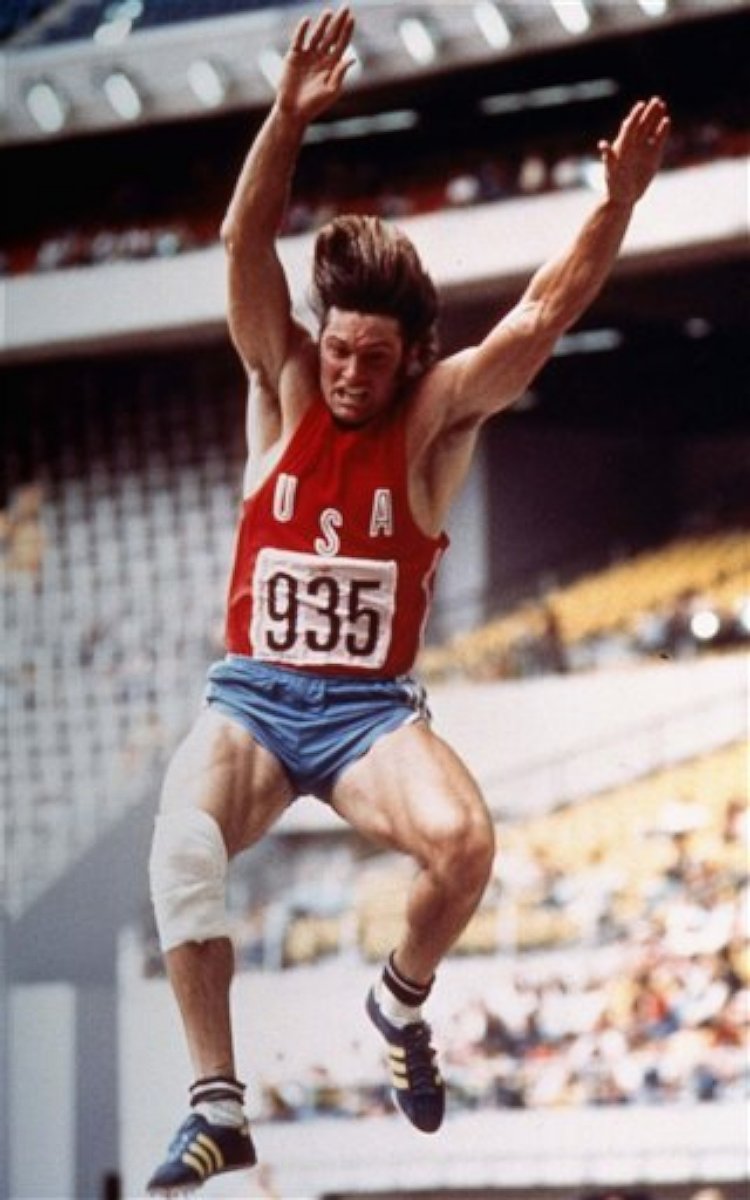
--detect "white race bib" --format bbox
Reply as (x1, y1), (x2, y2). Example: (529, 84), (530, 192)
(251, 548), (397, 670)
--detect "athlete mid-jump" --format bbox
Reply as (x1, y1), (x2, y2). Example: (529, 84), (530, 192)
(146, 6), (669, 1192)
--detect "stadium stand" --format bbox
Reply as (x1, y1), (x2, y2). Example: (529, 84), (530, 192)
(3, 116), (747, 279)
(0, 0), (57, 42)
(1, 0), (304, 45)
(2, 354), (243, 913)
(420, 525), (750, 681)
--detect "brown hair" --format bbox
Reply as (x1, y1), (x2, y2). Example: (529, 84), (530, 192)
(311, 215), (439, 375)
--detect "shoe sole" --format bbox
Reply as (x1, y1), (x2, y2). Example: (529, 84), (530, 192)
(147, 1157), (256, 1198)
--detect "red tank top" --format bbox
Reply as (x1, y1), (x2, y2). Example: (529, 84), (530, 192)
(225, 396), (448, 677)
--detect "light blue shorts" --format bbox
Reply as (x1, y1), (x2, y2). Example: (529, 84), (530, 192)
(204, 655), (430, 799)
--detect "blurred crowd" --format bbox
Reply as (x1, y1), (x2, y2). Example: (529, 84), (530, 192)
(246, 788), (748, 1122)
(2, 117), (746, 278)
(250, 937), (747, 1122)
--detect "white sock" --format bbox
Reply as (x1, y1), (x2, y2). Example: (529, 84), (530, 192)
(376, 977), (423, 1027)
(190, 1077), (247, 1129)
(194, 1098), (246, 1129)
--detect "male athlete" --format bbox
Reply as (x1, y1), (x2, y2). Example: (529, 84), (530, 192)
(146, 6), (669, 1193)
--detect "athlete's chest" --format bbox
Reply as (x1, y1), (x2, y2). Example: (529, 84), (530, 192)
(259, 414), (405, 553)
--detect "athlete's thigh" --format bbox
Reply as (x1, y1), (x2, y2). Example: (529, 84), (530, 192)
(159, 707), (295, 856)
(329, 718), (492, 859)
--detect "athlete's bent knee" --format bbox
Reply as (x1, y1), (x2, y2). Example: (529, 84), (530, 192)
(461, 816), (495, 888)
(439, 811), (494, 896)
(149, 808), (231, 953)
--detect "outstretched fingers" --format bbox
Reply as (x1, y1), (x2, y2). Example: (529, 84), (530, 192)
(637, 96), (670, 148)
(328, 8), (355, 61)
(602, 97), (670, 160)
(624, 96), (670, 150)
(649, 111), (671, 150)
(290, 15), (312, 54)
(598, 95), (670, 204)
(279, 6), (355, 120)
(307, 8), (335, 52)
(293, 6), (353, 58)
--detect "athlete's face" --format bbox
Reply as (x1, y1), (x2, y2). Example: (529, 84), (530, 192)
(319, 308), (409, 427)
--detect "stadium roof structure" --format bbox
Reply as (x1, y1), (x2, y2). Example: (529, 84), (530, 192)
(2, 0), (747, 144)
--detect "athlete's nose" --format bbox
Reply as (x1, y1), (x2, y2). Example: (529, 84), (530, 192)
(341, 353), (362, 381)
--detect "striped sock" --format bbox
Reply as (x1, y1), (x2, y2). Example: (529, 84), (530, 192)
(190, 1076), (246, 1129)
(378, 952), (434, 1027)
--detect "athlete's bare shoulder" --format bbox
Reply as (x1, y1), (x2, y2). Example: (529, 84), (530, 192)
(403, 351), (487, 532)
(405, 351), (472, 447)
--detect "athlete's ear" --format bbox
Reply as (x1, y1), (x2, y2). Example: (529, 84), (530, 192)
(404, 343), (423, 379)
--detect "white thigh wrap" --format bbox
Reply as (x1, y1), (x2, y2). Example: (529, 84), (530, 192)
(149, 809), (231, 953)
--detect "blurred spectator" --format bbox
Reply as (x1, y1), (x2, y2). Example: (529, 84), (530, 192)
(445, 171), (482, 207)
(0, 482), (46, 575)
(537, 604), (568, 674)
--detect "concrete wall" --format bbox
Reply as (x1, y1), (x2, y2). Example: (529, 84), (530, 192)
(9, 983), (76, 1199)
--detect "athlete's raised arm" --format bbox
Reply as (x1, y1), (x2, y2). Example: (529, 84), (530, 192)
(220, 7), (355, 388)
(442, 97), (670, 426)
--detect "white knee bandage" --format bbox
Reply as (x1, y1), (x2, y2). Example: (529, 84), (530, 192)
(149, 809), (231, 953)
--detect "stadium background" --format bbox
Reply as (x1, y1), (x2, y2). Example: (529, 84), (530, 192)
(2, 1), (748, 1197)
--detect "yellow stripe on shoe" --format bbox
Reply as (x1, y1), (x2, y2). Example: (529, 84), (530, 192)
(181, 1132), (225, 1180)
(388, 1047), (410, 1089)
(196, 1133), (224, 1172)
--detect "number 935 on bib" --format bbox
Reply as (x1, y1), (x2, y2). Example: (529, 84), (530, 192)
(250, 547), (398, 671)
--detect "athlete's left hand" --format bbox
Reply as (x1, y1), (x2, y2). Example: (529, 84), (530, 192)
(599, 96), (671, 206)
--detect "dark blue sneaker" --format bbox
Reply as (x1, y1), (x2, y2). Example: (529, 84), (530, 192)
(366, 987), (445, 1133)
(146, 1112), (256, 1195)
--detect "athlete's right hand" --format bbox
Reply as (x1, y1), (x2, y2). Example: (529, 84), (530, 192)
(276, 7), (356, 125)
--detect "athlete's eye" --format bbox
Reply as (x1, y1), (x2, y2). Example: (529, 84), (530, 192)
(363, 351), (391, 369)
